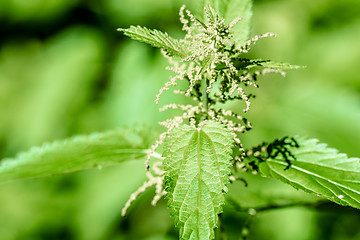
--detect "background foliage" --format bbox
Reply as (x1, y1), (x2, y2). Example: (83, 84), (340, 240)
(0, 0), (359, 239)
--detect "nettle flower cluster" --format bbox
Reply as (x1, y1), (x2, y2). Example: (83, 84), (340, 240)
(120, 5), (297, 215)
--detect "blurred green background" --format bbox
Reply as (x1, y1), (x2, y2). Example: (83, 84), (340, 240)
(0, 0), (359, 239)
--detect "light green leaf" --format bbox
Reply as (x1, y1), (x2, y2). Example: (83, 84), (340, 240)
(0, 127), (155, 183)
(258, 60), (303, 70)
(260, 136), (360, 209)
(199, 0), (252, 45)
(223, 0), (252, 45)
(118, 26), (189, 58)
(215, 59), (302, 73)
(163, 121), (234, 240)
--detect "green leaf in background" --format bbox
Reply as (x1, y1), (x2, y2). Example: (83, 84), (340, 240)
(0, 127), (156, 183)
(0, 27), (105, 154)
(260, 136), (360, 209)
(118, 26), (189, 58)
(162, 121), (234, 240)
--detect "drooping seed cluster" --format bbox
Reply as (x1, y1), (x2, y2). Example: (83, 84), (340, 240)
(121, 161), (165, 216)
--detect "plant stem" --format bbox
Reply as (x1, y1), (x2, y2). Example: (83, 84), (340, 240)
(202, 77), (208, 112)
(226, 196), (330, 213)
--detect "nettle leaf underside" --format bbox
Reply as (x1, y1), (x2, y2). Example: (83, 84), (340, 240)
(0, 127), (155, 183)
(163, 121), (234, 240)
(260, 136), (360, 209)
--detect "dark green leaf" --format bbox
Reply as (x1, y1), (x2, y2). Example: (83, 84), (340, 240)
(260, 136), (360, 209)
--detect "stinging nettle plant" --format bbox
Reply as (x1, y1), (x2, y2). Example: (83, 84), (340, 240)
(118, 3), (299, 237)
(117, 2), (360, 239)
(0, 0), (360, 239)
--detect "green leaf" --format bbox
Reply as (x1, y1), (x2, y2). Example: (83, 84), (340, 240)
(0, 127), (155, 183)
(257, 60), (303, 70)
(118, 26), (189, 58)
(215, 59), (302, 72)
(163, 121), (234, 240)
(260, 136), (360, 209)
(199, 0), (252, 45)
(224, 0), (252, 45)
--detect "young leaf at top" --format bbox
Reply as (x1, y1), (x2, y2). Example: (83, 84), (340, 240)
(259, 136), (360, 209)
(198, 0), (252, 45)
(223, 0), (252, 45)
(163, 121), (234, 240)
(118, 26), (189, 58)
(0, 127), (155, 183)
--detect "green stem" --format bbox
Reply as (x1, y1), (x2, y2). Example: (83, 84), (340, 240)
(226, 196), (330, 213)
(202, 77), (208, 112)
